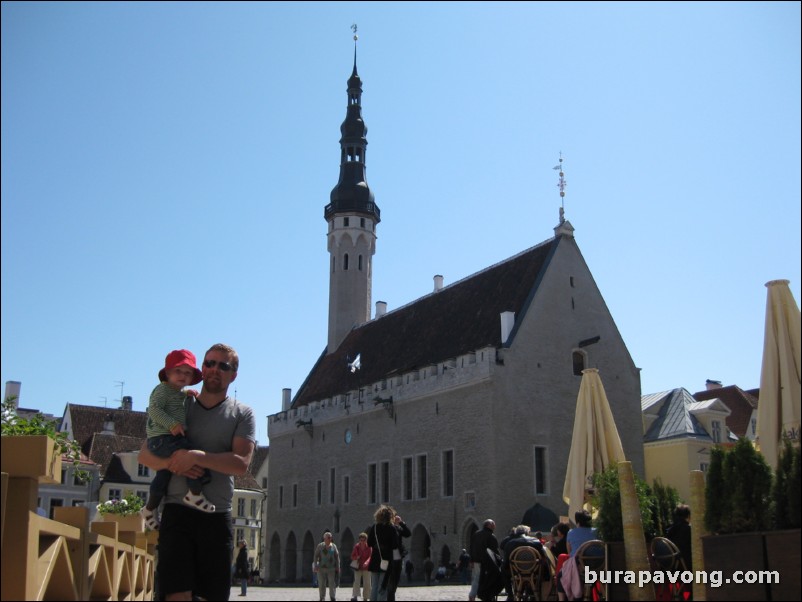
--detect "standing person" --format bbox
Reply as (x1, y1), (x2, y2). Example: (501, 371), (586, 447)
(139, 343), (256, 602)
(385, 513), (411, 601)
(468, 519), (498, 601)
(314, 532), (340, 602)
(423, 558), (434, 586)
(665, 504), (692, 570)
(404, 558), (413, 583)
(141, 349), (215, 531)
(367, 505), (399, 602)
(457, 549), (471, 585)
(350, 532), (372, 602)
(235, 540), (249, 597)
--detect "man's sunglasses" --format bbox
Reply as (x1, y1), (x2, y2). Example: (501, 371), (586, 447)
(203, 359), (234, 372)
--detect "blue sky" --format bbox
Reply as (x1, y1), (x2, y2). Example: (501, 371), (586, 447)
(2, 1), (800, 446)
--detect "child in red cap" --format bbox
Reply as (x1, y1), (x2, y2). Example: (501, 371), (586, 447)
(141, 349), (215, 530)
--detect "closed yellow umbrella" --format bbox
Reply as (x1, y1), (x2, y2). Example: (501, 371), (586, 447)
(563, 368), (626, 521)
(757, 279), (801, 469)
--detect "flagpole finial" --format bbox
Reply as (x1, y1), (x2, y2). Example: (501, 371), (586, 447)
(351, 23), (358, 42)
(553, 152), (567, 224)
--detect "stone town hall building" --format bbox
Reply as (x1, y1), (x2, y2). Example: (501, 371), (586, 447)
(266, 51), (644, 582)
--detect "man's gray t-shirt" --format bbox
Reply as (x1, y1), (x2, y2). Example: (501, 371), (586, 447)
(164, 396), (256, 512)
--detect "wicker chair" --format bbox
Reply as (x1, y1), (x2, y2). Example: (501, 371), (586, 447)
(575, 539), (607, 601)
(508, 545), (545, 601)
(650, 536), (689, 601)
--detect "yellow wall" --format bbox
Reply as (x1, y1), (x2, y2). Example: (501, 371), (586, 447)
(644, 440), (710, 502)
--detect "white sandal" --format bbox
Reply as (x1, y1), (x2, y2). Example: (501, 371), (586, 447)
(141, 508), (160, 531)
(183, 491), (216, 513)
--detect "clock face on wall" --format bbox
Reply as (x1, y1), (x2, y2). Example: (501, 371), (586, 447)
(344, 429), (352, 444)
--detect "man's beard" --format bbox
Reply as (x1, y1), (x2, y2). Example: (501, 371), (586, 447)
(203, 377), (226, 394)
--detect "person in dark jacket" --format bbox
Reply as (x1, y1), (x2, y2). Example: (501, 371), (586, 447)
(234, 540), (249, 597)
(665, 504), (692, 570)
(367, 505), (399, 602)
(384, 513), (411, 601)
(469, 519), (498, 601)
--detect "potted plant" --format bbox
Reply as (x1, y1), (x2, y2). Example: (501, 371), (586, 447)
(1, 395), (87, 484)
(590, 466), (657, 601)
(96, 491), (146, 532)
(702, 437), (777, 601)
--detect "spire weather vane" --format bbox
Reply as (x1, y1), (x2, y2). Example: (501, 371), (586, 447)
(351, 23), (358, 41)
(553, 152), (567, 224)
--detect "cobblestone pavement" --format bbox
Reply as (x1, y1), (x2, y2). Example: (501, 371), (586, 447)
(229, 582), (471, 601)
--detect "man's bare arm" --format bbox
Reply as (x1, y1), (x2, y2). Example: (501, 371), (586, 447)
(138, 442), (204, 478)
(166, 437), (255, 476)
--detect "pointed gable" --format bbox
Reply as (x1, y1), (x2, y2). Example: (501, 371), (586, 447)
(643, 388), (712, 442)
(692, 385), (758, 438)
(293, 237), (559, 407)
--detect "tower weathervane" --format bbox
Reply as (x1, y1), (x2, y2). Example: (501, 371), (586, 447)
(351, 23), (358, 41)
(553, 152), (567, 224)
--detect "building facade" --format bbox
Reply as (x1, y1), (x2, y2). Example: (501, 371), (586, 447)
(265, 51), (645, 583)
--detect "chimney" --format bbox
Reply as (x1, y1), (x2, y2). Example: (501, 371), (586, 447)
(433, 275), (444, 292)
(4, 381), (21, 409)
(705, 379), (723, 391)
(282, 388), (292, 412)
(500, 311), (515, 344)
(375, 301), (387, 318)
(120, 396), (133, 411)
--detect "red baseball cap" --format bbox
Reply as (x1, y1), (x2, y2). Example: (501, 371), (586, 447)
(158, 349), (203, 385)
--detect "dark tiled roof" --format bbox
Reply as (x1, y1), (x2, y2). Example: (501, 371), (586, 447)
(104, 453), (134, 483)
(692, 385), (758, 438)
(87, 433), (145, 475)
(68, 403), (148, 455)
(234, 473), (262, 490)
(250, 445), (269, 474)
(293, 238), (558, 407)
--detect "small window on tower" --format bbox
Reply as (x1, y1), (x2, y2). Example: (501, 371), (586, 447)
(343, 217), (350, 227)
(360, 218), (365, 228)
(572, 351), (585, 376)
(358, 255), (363, 271)
(343, 254), (349, 271)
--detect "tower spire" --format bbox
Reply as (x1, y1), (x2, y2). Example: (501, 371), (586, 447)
(325, 28), (381, 354)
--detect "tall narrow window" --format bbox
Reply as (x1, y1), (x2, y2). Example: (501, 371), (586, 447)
(316, 480), (323, 506)
(368, 463), (377, 504)
(330, 468), (336, 504)
(381, 461), (390, 503)
(358, 255), (363, 271)
(293, 484), (298, 507)
(250, 499), (257, 517)
(711, 420), (722, 443)
(572, 351), (585, 376)
(417, 454), (428, 499)
(343, 476), (350, 504)
(442, 450), (454, 497)
(343, 253), (349, 270)
(279, 485), (284, 509)
(237, 498), (245, 516)
(534, 446), (547, 495)
(403, 457), (413, 501)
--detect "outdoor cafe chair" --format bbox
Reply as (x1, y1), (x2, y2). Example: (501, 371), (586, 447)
(509, 545), (545, 601)
(575, 539), (607, 601)
(650, 536), (690, 601)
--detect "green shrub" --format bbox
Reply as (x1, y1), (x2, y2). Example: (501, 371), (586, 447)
(651, 478), (682, 537)
(705, 438), (772, 534)
(591, 465), (656, 541)
(772, 438), (801, 529)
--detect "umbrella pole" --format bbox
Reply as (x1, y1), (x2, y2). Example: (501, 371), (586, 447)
(618, 461), (651, 601)
(689, 469), (707, 601)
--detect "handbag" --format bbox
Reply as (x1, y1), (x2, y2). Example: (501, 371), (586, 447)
(377, 528), (389, 571)
(350, 559), (360, 570)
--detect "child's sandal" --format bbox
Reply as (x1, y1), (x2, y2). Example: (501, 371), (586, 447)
(183, 492), (216, 513)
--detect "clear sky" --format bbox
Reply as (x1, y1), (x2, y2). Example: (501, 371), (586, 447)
(2, 1), (800, 446)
